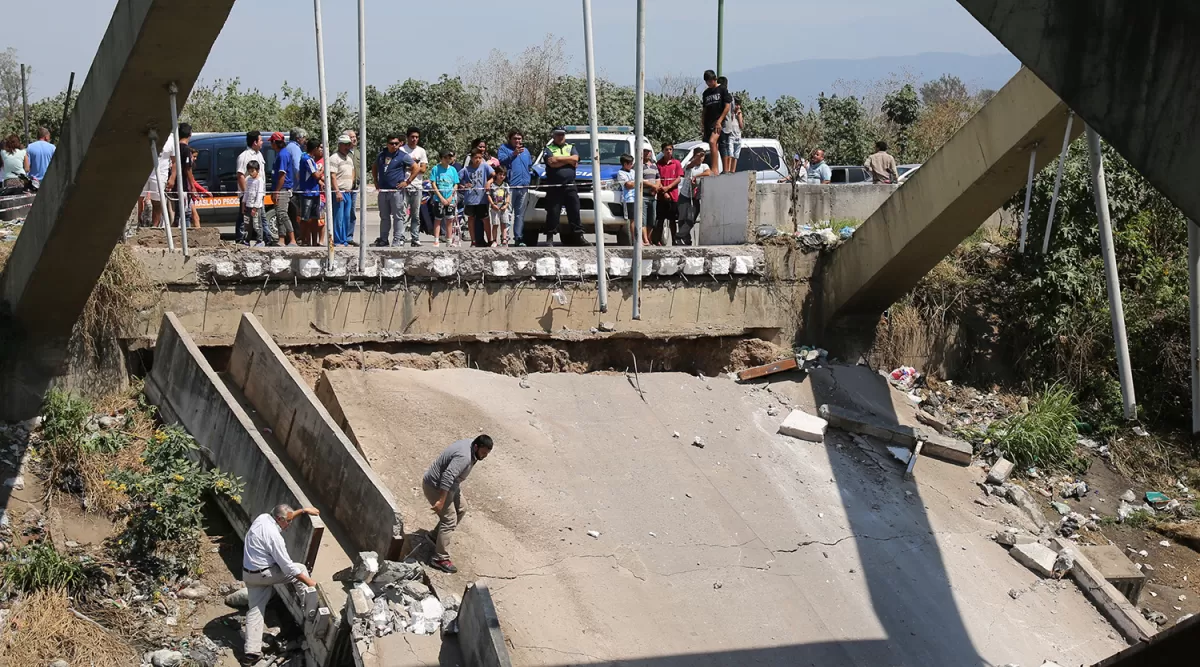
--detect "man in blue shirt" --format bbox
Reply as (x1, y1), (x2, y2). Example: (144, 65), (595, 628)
(372, 133), (415, 247)
(26, 127), (55, 183)
(297, 139), (325, 246)
(497, 129), (533, 247)
(269, 131), (298, 246)
(806, 148), (832, 184)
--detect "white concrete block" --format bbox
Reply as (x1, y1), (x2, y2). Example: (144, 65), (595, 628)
(535, 257), (557, 276)
(359, 261), (379, 278)
(1010, 542), (1059, 578)
(325, 258), (347, 277)
(515, 260), (531, 272)
(297, 259), (322, 278)
(656, 257), (680, 276)
(490, 260), (512, 277)
(640, 260), (654, 276)
(583, 262), (599, 276)
(432, 257), (457, 277)
(558, 257), (580, 277)
(710, 256), (732, 275)
(778, 409), (827, 442)
(381, 259), (405, 278)
(987, 457), (1014, 485)
(732, 256), (754, 274)
(269, 258), (292, 274)
(609, 257), (632, 276)
(683, 257), (706, 275)
(242, 261), (264, 278)
(214, 261), (238, 278)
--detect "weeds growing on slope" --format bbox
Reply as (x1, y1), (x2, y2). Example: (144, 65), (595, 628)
(0, 542), (103, 596)
(0, 588), (137, 667)
(987, 383), (1080, 470)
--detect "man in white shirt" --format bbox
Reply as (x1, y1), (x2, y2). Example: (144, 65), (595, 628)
(398, 127), (429, 246)
(241, 504), (319, 664)
(236, 131), (267, 244)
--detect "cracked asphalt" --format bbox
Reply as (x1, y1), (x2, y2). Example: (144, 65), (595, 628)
(328, 366), (1125, 666)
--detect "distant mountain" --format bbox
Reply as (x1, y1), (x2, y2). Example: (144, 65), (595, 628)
(721, 52), (1020, 103)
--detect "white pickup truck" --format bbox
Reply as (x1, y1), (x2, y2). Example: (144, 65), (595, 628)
(523, 126), (654, 246)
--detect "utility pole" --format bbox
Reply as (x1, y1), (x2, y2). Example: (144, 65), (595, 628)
(20, 64), (29, 145)
(716, 0), (725, 77)
(582, 0), (608, 312)
(1087, 125), (1136, 420)
(357, 0), (368, 269)
(632, 0), (646, 320)
(313, 0), (335, 264)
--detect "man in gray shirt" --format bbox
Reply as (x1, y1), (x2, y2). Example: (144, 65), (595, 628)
(422, 434), (494, 573)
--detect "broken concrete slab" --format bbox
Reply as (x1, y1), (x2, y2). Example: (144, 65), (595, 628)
(994, 528), (1037, 547)
(1003, 483), (1051, 532)
(1052, 537), (1158, 643)
(818, 404), (970, 466)
(916, 431), (972, 466)
(778, 409), (827, 442)
(916, 409), (949, 434)
(987, 457), (1014, 485)
(1010, 542), (1059, 578)
(1079, 544), (1146, 605)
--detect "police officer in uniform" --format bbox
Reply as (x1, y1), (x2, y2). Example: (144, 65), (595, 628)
(539, 127), (591, 247)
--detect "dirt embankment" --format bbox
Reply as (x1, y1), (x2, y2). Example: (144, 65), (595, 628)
(287, 336), (791, 386)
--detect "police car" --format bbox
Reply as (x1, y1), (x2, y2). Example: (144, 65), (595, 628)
(524, 126), (654, 245)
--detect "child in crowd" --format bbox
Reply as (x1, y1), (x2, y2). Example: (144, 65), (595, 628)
(459, 149), (494, 247)
(615, 154), (637, 245)
(488, 166), (512, 247)
(243, 160), (272, 246)
(430, 149), (460, 247)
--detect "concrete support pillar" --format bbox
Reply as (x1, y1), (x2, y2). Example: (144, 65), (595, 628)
(0, 0), (236, 419)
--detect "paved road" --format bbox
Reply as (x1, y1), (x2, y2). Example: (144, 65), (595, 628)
(325, 366), (1125, 667)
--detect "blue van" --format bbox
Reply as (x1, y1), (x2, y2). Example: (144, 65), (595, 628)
(186, 132), (283, 225)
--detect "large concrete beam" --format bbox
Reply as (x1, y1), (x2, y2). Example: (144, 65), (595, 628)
(957, 0), (1200, 223)
(817, 68), (1081, 330)
(0, 0), (235, 419)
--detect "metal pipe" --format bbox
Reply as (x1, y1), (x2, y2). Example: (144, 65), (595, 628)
(1042, 111), (1074, 254)
(313, 0), (335, 264)
(60, 72), (75, 143)
(1018, 146), (1036, 253)
(1087, 125), (1136, 420)
(717, 0), (725, 77)
(631, 0), (646, 320)
(1189, 219), (1200, 434)
(357, 0), (368, 270)
(168, 83), (189, 256)
(148, 133), (173, 251)
(582, 0), (608, 313)
(20, 64), (29, 145)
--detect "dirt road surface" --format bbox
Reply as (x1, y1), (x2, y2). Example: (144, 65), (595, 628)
(325, 367), (1126, 666)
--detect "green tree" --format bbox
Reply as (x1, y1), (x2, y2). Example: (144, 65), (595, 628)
(817, 93), (870, 164)
(882, 84), (919, 161)
(919, 74), (969, 106)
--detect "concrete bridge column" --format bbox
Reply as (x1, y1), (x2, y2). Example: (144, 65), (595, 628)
(0, 0), (235, 420)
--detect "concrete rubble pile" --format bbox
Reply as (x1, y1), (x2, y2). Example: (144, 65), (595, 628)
(346, 552), (460, 647)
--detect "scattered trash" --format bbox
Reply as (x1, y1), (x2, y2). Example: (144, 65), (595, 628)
(1120, 489), (1136, 503)
(838, 226), (855, 240)
(1145, 491), (1171, 509)
(1060, 481), (1088, 499)
(888, 366), (920, 390)
(1051, 502), (1071, 515)
(1132, 426), (1150, 437)
(587, 530), (600, 539)
(712, 581), (723, 590)
(1143, 609), (1168, 625)
(1160, 540), (1171, 547)
(756, 224), (780, 239)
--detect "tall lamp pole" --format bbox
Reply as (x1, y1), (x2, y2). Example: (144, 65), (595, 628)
(717, 0), (725, 77)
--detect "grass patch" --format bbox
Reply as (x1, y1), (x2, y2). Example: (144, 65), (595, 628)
(1123, 509), (1155, 529)
(0, 542), (102, 596)
(987, 383), (1080, 469)
(0, 588), (137, 667)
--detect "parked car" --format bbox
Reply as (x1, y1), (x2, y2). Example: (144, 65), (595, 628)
(670, 138), (791, 183)
(896, 163), (922, 183)
(184, 132), (283, 225)
(829, 165), (871, 184)
(524, 125), (654, 245)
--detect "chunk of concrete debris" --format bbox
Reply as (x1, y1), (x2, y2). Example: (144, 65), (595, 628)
(441, 609), (459, 635)
(994, 528), (1037, 547)
(1008, 588), (1022, 599)
(1010, 542), (1061, 578)
(400, 580), (431, 599)
(986, 457), (1014, 485)
(1051, 501), (1071, 515)
(1119, 489), (1136, 503)
(177, 584), (211, 600)
(145, 650), (184, 667)
(373, 559), (422, 585)
(777, 409), (828, 442)
(1143, 609), (1168, 625)
(691, 436), (706, 449)
(587, 530), (600, 538)
(224, 587), (249, 609)
(352, 551), (380, 583)
(598, 321), (617, 333)
(915, 410), (948, 434)
(350, 588), (373, 619)
(440, 593), (460, 612)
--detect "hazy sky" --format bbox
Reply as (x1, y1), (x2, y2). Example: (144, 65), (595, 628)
(9, 0), (1005, 99)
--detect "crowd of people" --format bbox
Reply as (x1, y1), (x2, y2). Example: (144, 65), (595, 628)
(1, 128), (57, 193)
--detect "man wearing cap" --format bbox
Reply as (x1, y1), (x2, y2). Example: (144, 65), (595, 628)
(236, 131), (270, 245)
(540, 127), (590, 247)
(269, 131), (299, 246)
(328, 134), (356, 246)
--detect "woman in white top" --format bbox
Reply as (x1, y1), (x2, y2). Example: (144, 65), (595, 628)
(2, 134), (29, 187)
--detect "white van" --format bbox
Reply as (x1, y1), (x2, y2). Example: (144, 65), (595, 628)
(670, 138), (791, 183)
